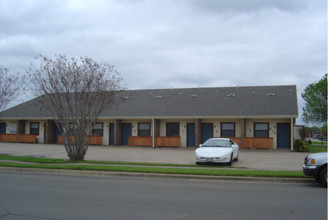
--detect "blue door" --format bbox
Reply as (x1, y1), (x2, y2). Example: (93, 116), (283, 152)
(187, 123), (195, 147)
(277, 123), (290, 149)
(122, 123), (132, 145)
(0, 123), (6, 134)
(109, 123), (114, 145)
(202, 123), (213, 144)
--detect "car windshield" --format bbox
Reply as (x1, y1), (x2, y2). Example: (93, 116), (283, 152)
(202, 139), (231, 148)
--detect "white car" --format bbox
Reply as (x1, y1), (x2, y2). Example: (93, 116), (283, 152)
(195, 138), (239, 165)
(303, 152), (327, 187)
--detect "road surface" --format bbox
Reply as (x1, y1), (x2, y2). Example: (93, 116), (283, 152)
(0, 172), (326, 220)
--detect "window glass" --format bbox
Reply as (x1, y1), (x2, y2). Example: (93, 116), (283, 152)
(203, 139), (230, 147)
(167, 123), (179, 137)
(255, 123), (268, 130)
(138, 123), (150, 136)
(222, 123), (234, 130)
(30, 122), (39, 135)
(221, 122), (235, 137)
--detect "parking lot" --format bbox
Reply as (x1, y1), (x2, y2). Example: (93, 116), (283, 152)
(0, 142), (308, 171)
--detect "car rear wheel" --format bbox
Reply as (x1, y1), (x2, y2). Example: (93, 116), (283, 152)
(318, 166), (327, 187)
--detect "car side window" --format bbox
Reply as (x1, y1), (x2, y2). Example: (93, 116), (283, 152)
(230, 140), (234, 145)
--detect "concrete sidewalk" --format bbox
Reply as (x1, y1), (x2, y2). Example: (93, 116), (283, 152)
(0, 142), (309, 171)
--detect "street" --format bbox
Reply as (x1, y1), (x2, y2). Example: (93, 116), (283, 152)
(0, 172), (326, 220)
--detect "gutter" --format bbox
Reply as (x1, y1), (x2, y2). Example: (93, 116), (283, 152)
(0, 167), (312, 184)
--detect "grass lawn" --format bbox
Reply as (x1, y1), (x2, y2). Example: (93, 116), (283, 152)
(310, 141), (327, 145)
(306, 142), (328, 153)
(0, 154), (306, 178)
(0, 154), (205, 167)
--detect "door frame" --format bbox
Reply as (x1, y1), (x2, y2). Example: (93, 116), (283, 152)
(109, 123), (114, 145)
(122, 123), (132, 146)
(201, 123), (213, 144)
(0, 123), (6, 134)
(186, 123), (195, 147)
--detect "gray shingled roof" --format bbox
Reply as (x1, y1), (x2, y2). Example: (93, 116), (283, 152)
(0, 85), (298, 119)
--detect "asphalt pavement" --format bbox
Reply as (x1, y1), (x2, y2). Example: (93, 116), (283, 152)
(1, 172), (326, 220)
(0, 142), (309, 171)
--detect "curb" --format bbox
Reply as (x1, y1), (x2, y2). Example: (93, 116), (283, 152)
(0, 166), (313, 184)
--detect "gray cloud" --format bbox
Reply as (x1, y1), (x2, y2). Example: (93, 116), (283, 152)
(0, 0), (326, 124)
(187, 0), (309, 13)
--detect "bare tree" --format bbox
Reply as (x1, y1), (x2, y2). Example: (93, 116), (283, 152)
(29, 55), (123, 161)
(0, 66), (22, 113)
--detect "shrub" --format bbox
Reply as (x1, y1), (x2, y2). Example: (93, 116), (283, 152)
(294, 139), (307, 152)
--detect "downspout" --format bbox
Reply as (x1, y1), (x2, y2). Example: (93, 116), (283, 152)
(152, 117), (155, 148)
(241, 119), (246, 149)
(291, 117), (294, 151)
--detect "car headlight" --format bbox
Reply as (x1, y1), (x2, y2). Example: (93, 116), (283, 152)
(306, 158), (316, 165)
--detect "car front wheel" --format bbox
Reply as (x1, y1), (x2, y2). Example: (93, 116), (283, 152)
(227, 154), (233, 166)
(234, 152), (239, 161)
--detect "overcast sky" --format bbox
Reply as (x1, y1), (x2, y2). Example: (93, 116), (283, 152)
(0, 0), (327, 124)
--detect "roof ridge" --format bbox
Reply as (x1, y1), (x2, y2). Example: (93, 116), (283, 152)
(122, 85), (296, 92)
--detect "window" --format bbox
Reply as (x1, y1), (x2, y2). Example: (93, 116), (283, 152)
(30, 122), (39, 135)
(92, 123), (103, 136)
(69, 123), (77, 135)
(138, 123), (150, 136)
(166, 123), (179, 137)
(9, 123), (16, 134)
(221, 122), (235, 137)
(254, 123), (269, 138)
